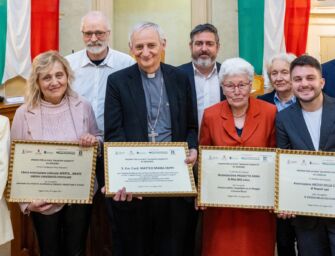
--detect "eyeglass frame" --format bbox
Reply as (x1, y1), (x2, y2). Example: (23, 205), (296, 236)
(82, 30), (110, 39)
(222, 81), (251, 92)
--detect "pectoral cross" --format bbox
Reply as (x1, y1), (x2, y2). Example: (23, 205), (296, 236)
(148, 129), (159, 142)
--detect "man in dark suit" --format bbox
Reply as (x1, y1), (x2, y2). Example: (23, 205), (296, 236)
(179, 24), (225, 130)
(322, 59), (335, 98)
(276, 55), (335, 255)
(178, 24), (225, 256)
(104, 22), (198, 256)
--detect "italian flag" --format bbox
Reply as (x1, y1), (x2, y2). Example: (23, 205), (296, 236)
(0, 0), (59, 84)
(238, 0), (311, 75)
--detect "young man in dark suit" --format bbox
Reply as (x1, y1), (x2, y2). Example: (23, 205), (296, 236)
(104, 22), (198, 256)
(276, 55), (335, 256)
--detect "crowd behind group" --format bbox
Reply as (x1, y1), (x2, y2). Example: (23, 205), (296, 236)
(1, 10), (335, 256)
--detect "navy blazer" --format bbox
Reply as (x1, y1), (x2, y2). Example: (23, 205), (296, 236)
(322, 59), (335, 98)
(276, 94), (335, 228)
(178, 62), (225, 129)
(257, 90), (276, 105)
(104, 63), (198, 149)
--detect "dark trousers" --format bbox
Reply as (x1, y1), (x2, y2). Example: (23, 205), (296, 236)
(277, 218), (297, 256)
(295, 218), (335, 256)
(31, 204), (92, 256)
(95, 154), (105, 189)
(106, 197), (197, 256)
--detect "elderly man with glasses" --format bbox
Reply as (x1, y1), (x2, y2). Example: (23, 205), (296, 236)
(65, 12), (134, 254)
(66, 11), (134, 188)
(66, 11), (134, 137)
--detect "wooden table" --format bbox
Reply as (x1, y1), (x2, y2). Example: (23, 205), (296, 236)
(0, 102), (21, 122)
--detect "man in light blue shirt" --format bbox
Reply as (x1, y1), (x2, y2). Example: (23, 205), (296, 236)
(258, 53), (297, 256)
(259, 53), (296, 113)
(273, 92), (296, 112)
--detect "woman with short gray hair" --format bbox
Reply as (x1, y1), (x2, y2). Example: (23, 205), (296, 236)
(200, 57), (277, 256)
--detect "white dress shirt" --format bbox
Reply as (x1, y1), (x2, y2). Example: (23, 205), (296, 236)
(193, 63), (221, 127)
(66, 48), (135, 132)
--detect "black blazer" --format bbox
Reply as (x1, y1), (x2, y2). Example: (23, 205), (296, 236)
(276, 94), (335, 228)
(322, 59), (335, 98)
(257, 90), (276, 105)
(104, 63), (198, 149)
(178, 62), (225, 128)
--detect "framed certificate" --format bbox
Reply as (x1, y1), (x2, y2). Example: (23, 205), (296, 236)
(104, 142), (197, 197)
(275, 149), (335, 218)
(198, 146), (276, 209)
(6, 140), (98, 204)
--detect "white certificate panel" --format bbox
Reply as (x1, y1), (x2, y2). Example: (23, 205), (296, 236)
(276, 150), (335, 217)
(199, 147), (276, 209)
(104, 142), (197, 196)
(7, 140), (97, 204)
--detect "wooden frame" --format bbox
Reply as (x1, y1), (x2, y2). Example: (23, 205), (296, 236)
(104, 142), (197, 197)
(198, 146), (276, 209)
(275, 149), (335, 218)
(7, 140), (97, 204)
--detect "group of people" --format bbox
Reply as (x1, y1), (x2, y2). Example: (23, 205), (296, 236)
(0, 10), (334, 256)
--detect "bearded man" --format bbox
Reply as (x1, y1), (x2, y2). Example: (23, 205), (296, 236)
(66, 11), (134, 197)
(66, 11), (134, 134)
(179, 23), (225, 129)
(178, 23), (225, 256)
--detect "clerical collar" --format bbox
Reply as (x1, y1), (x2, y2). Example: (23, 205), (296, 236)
(139, 67), (161, 79)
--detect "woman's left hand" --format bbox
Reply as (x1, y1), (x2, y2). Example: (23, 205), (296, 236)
(79, 133), (97, 147)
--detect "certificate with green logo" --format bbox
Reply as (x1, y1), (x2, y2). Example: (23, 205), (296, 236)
(7, 140), (97, 204)
(198, 146), (276, 209)
(104, 142), (197, 197)
(275, 149), (335, 218)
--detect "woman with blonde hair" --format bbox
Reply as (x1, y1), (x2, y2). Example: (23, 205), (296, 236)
(11, 50), (102, 256)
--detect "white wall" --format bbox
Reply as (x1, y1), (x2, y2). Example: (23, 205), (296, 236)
(59, 0), (92, 56)
(211, 0), (239, 63)
(113, 0), (191, 65)
(307, 7), (335, 63)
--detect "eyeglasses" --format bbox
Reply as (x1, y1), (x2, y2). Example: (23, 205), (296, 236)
(223, 82), (251, 92)
(82, 30), (109, 39)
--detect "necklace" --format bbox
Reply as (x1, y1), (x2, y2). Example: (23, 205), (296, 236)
(147, 77), (164, 142)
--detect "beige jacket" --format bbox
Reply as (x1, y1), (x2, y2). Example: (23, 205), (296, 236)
(0, 115), (13, 245)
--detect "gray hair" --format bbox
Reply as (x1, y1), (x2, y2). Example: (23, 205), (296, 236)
(219, 57), (254, 83)
(266, 53), (297, 76)
(80, 11), (111, 31)
(128, 22), (166, 48)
